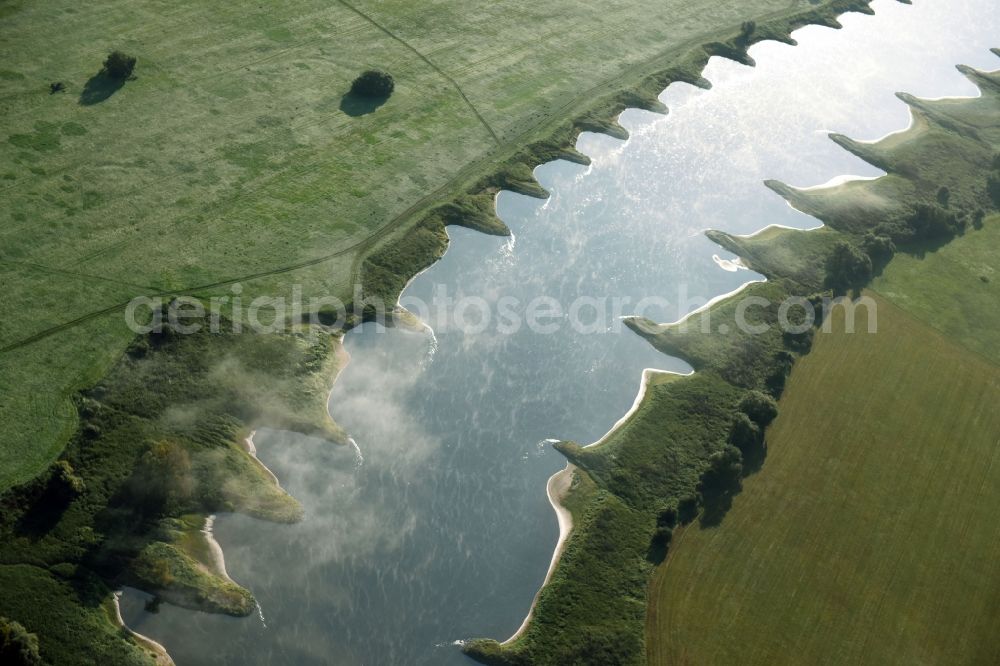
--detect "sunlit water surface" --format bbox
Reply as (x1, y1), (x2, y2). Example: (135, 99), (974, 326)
(122, 2), (1000, 663)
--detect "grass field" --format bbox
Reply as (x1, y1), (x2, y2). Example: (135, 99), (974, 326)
(646, 292), (1000, 665)
(0, 0), (868, 490)
(872, 214), (1000, 364)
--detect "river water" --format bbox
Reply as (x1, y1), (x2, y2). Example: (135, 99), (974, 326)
(121, 1), (1000, 663)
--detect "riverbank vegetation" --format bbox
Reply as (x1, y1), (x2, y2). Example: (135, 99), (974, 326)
(468, 56), (1000, 664)
(0, 319), (343, 663)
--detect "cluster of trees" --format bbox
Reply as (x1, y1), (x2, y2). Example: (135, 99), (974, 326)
(649, 390), (778, 553)
(124, 439), (194, 518)
(0, 617), (41, 666)
(825, 174), (1000, 296)
(825, 240), (873, 294)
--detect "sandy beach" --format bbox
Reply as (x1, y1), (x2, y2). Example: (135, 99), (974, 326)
(112, 591), (175, 666)
(502, 366), (686, 644)
(501, 463), (575, 645)
(201, 515), (234, 582)
(243, 430), (282, 489)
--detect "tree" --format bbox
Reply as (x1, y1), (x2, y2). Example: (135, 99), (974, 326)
(698, 445), (743, 497)
(651, 526), (672, 549)
(988, 172), (1000, 208)
(936, 186), (950, 207)
(907, 203), (963, 240)
(128, 439), (193, 515)
(861, 231), (895, 265)
(677, 495), (699, 524)
(657, 505), (678, 528)
(738, 390), (778, 427)
(728, 412), (761, 455)
(738, 20), (756, 44)
(350, 70), (394, 98)
(103, 51), (137, 80)
(825, 241), (872, 293)
(972, 209), (986, 230)
(0, 617), (42, 666)
(49, 459), (85, 499)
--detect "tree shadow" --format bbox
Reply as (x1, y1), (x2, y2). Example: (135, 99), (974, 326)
(699, 490), (736, 528)
(79, 72), (125, 106)
(645, 537), (669, 565)
(899, 233), (955, 260)
(741, 441), (768, 476)
(14, 486), (71, 538)
(339, 92), (387, 117)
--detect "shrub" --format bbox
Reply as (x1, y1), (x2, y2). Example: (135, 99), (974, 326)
(907, 203), (963, 240)
(738, 390), (778, 427)
(825, 241), (872, 293)
(861, 232), (896, 264)
(677, 495), (700, 524)
(0, 617), (42, 666)
(103, 51), (136, 80)
(698, 445), (743, 497)
(728, 413), (761, 455)
(738, 20), (756, 44)
(657, 506), (678, 528)
(350, 70), (394, 98)
(936, 186), (950, 207)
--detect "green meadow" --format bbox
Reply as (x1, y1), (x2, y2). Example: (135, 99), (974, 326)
(0, 0), (862, 490)
(872, 215), (1000, 364)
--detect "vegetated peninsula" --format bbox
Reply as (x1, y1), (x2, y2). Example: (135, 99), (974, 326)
(0, 0), (929, 663)
(467, 54), (1000, 664)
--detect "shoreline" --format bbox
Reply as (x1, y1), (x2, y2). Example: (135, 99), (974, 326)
(501, 366), (684, 645)
(589, 367), (688, 451)
(112, 591), (175, 666)
(500, 464), (575, 646)
(242, 430), (282, 489)
(200, 515), (233, 583)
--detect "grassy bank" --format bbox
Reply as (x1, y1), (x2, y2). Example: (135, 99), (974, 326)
(471, 52), (1000, 665)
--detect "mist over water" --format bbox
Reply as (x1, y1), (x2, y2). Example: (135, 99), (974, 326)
(120, 1), (1000, 663)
